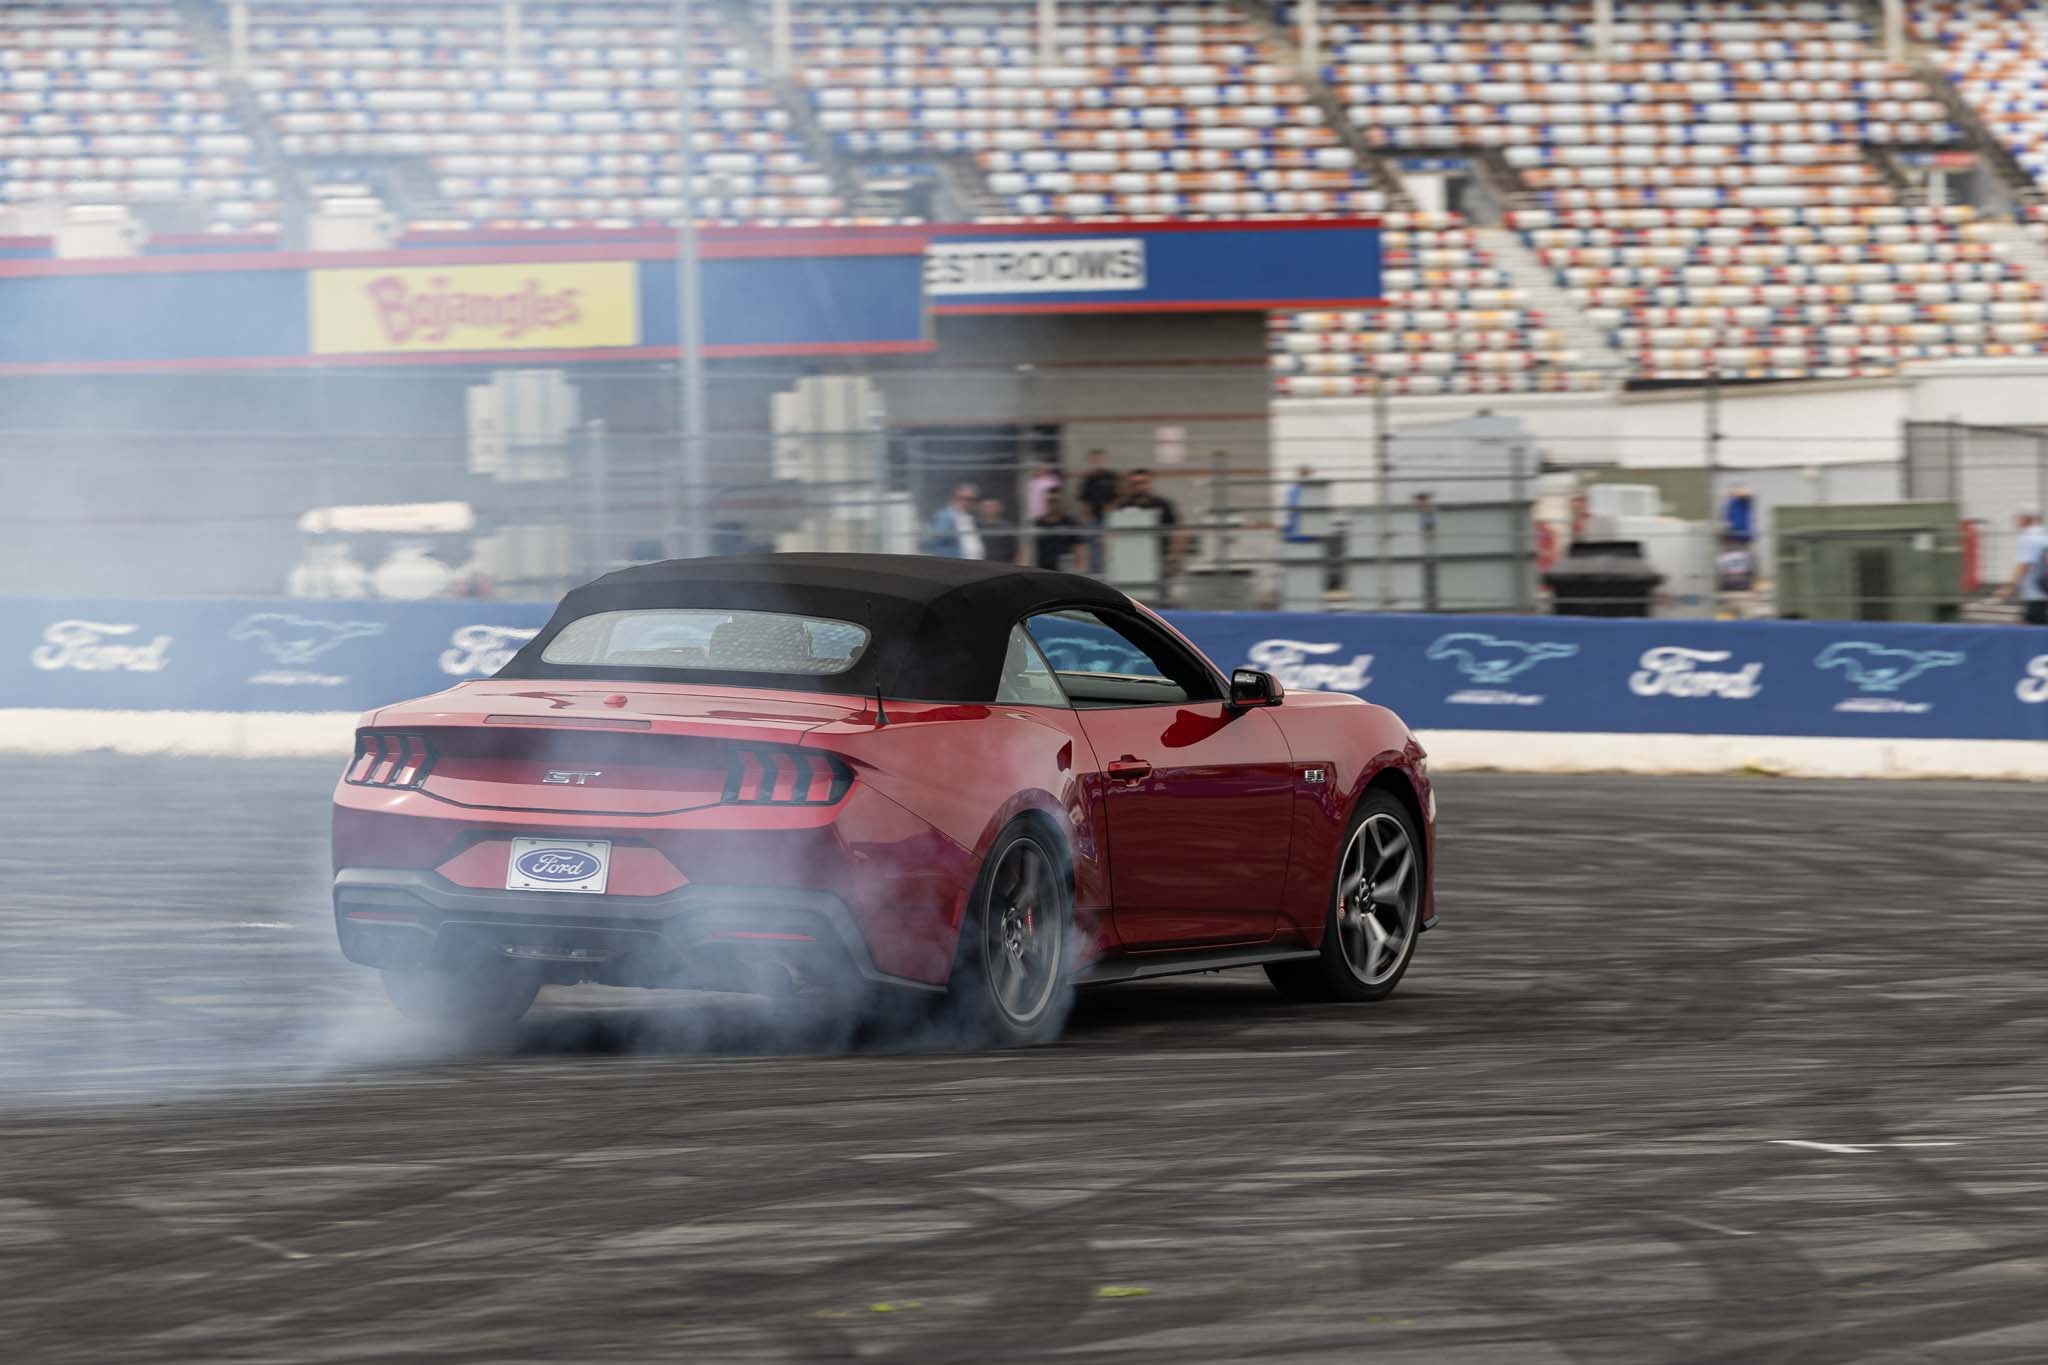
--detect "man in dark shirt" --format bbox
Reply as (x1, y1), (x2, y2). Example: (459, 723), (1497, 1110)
(1115, 467), (1186, 585)
(1078, 448), (1120, 523)
(1032, 486), (1090, 572)
(977, 496), (1018, 565)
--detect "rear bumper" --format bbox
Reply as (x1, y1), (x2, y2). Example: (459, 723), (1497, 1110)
(333, 777), (974, 984)
(333, 869), (943, 993)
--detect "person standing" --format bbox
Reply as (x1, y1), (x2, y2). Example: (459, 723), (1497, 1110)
(1026, 461), (1062, 521)
(1032, 486), (1090, 572)
(1998, 508), (2048, 624)
(1722, 484), (1755, 544)
(978, 495), (1018, 565)
(1282, 463), (1318, 543)
(1078, 448), (1120, 524)
(923, 482), (985, 560)
(1715, 535), (1756, 594)
(1116, 467), (1184, 583)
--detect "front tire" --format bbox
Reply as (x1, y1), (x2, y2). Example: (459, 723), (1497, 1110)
(1267, 790), (1422, 1003)
(942, 823), (1072, 1046)
(382, 963), (541, 1039)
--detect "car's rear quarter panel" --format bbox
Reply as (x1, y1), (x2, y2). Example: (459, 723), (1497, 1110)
(804, 701), (1113, 960)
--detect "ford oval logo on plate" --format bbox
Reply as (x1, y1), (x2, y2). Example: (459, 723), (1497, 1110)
(517, 848), (598, 881)
(506, 837), (610, 894)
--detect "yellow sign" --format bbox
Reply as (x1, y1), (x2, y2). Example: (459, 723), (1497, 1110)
(310, 261), (639, 355)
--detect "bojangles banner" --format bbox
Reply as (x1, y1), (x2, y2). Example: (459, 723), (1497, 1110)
(309, 261), (640, 355)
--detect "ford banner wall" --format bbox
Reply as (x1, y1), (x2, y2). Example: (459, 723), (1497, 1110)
(1175, 613), (2048, 742)
(11, 599), (540, 714)
(5, 599), (2047, 745)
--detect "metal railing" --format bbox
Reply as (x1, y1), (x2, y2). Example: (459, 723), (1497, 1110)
(6, 382), (2045, 623)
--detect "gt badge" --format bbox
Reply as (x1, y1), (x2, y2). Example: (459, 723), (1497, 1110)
(542, 770), (603, 785)
(1302, 767), (1327, 784)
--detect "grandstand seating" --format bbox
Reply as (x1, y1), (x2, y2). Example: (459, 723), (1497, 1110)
(787, 0), (1389, 219)
(1276, 0), (2041, 384)
(1272, 210), (1602, 395)
(1513, 202), (2048, 380)
(1914, 0), (2048, 193)
(10, 0), (2048, 389)
(244, 0), (843, 226)
(0, 0), (273, 230)
(1309, 0), (1953, 211)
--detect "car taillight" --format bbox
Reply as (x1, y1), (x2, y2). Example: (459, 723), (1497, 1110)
(723, 747), (851, 806)
(346, 731), (436, 789)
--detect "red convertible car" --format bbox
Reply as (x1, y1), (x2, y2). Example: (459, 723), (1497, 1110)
(333, 554), (1435, 1043)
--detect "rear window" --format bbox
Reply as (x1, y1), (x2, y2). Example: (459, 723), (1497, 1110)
(539, 609), (869, 676)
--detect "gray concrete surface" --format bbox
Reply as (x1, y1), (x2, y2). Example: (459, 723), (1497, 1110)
(3, 758), (2047, 1363)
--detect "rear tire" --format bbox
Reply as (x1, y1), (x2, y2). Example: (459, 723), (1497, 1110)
(1267, 790), (1422, 1004)
(382, 963), (541, 1040)
(941, 822), (1073, 1047)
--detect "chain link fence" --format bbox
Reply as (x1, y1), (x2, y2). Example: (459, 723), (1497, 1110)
(7, 365), (2042, 622)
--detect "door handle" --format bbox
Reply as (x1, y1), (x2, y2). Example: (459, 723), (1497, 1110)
(1106, 756), (1153, 781)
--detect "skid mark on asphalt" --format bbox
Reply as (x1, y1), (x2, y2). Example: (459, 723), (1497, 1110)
(5, 763), (2048, 1361)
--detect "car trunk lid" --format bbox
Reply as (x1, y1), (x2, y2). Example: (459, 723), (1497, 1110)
(369, 681), (865, 814)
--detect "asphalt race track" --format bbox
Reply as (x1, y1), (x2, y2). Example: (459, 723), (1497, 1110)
(5, 757), (2048, 1364)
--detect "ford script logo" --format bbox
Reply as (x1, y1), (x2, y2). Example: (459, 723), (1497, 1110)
(1629, 646), (1763, 699)
(31, 619), (171, 673)
(514, 848), (600, 883)
(2020, 654), (2048, 704)
(1245, 638), (1372, 692)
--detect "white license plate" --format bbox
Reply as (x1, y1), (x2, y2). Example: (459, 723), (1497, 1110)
(506, 837), (611, 894)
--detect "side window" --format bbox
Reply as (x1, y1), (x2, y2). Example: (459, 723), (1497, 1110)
(1025, 609), (1217, 708)
(994, 623), (1069, 706)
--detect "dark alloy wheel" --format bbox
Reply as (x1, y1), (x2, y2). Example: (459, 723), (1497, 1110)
(1267, 790), (1422, 1003)
(945, 824), (1072, 1046)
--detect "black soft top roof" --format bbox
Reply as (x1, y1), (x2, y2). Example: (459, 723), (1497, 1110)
(496, 552), (1135, 701)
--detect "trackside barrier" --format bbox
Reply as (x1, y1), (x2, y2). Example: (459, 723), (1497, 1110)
(4, 598), (2047, 776)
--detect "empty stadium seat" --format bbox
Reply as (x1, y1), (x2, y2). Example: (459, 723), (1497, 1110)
(0, 0), (273, 230)
(1915, 0), (2048, 191)
(1514, 203), (2048, 380)
(244, 0), (845, 225)
(1271, 210), (1603, 396)
(786, 0), (1390, 219)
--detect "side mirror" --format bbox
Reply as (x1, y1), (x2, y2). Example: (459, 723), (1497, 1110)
(1228, 667), (1284, 710)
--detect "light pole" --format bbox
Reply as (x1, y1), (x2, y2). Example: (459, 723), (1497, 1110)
(672, 0), (708, 559)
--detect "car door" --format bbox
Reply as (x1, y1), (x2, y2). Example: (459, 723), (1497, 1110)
(1025, 608), (1295, 950)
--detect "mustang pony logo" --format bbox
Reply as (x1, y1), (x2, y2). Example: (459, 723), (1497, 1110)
(1425, 632), (1580, 684)
(1813, 641), (1965, 692)
(231, 614), (386, 666)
